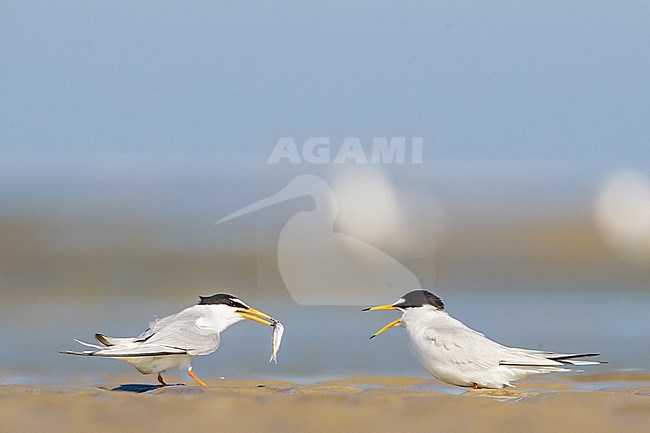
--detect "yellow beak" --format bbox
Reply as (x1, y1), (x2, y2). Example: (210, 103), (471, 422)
(236, 307), (275, 326)
(362, 304), (401, 339)
(363, 304), (397, 311)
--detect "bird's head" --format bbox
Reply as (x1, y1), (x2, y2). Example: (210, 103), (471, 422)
(363, 290), (445, 339)
(198, 294), (276, 331)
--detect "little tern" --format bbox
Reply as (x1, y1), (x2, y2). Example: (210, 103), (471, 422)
(364, 290), (604, 389)
(61, 294), (278, 386)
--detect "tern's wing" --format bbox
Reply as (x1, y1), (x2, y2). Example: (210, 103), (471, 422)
(422, 318), (566, 370)
(133, 307), (220, 356)
(60, 344), (187, 357)
(422, 324), (504, 370)
(63, 307), (220, 358)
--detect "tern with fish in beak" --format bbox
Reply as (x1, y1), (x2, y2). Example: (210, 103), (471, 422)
(61, 294), (283, 386)
(364, 290), (604, 389)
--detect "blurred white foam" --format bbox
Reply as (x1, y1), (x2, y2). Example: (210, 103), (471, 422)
(595, 170), (650, 264)
(329, 166), (445, 257)
(330, 167), (401, 244)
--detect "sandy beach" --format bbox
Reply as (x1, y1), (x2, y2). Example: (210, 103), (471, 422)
(1, 374), (648, 433)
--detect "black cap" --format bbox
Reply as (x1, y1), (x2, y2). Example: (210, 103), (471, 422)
(393, 290), (444, 310)
(198, 294), (249, 309)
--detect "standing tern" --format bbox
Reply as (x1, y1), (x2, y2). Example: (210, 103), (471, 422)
(364, 290), (604, 389)
(61, 294), (278, 386)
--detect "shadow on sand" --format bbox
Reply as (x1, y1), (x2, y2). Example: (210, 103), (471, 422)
(109, 384), (186, 393)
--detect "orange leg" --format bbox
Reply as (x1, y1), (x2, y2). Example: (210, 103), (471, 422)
(188, 368), (206, 387)
(157, 374), (168, 386)
(472, 383), (479, 390)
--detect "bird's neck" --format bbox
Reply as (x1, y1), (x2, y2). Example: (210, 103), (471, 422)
(401, 306), (448, 330)
(195, 305), (244, 334)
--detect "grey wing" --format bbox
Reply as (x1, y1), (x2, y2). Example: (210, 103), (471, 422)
(139, 309), (220, 356)
(423, 324), (565, 370)
(61, 344), (188, 357)
(423, 325), (503, 370)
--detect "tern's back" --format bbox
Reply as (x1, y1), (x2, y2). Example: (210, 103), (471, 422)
(138, 306), (221, 356)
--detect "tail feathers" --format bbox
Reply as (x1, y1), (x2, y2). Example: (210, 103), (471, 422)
(74, 339), (103, 349)
(543, 353), (606, 366)
(556, 358), (606, 366)
(59, 339), (106, 356)
(60, 348), (187, 357)
(60, 349), (97, 356)
(60, 338), (187, 358)
(95, 333), (138, 347)
(501, 352), (605, 367)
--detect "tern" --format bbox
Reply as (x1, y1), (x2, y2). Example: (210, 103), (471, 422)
(364, 290), (604, 389)
(61, 294), (278, 386)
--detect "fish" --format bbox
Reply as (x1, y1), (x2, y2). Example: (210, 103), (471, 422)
(269, 320), (284, 364)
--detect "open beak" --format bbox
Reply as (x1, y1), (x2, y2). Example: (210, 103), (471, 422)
(236, 307), (275, 326)
(362, 304), (401, 339)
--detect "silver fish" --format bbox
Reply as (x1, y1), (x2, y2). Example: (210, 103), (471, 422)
(269, 320), (284, 364)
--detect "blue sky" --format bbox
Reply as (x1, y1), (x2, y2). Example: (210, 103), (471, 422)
(2, 1), (649, 165)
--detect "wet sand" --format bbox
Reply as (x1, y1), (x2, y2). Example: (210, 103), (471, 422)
(1, 374), (648, 433)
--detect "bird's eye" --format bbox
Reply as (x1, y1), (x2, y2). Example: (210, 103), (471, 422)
(228, 300), (245, 309)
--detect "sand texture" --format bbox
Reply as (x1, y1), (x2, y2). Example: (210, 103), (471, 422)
(1, 375), (648, 433)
